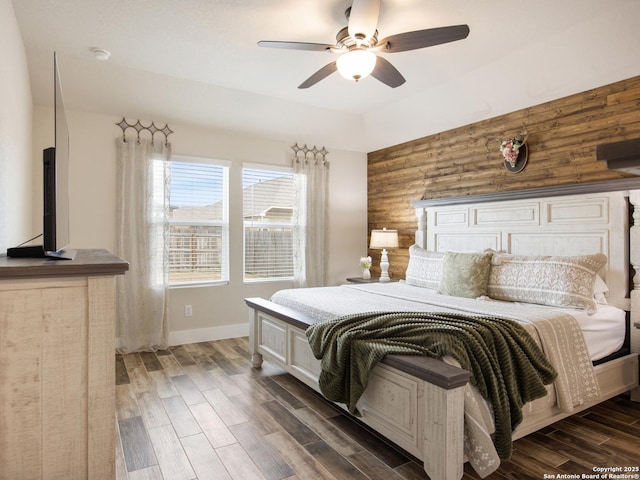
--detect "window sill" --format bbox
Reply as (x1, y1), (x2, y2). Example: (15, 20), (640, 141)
(169, 280), (230, 289)
(243, 278), (294, 285)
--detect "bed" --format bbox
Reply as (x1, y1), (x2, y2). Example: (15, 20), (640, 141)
(245, 182), (640, 480)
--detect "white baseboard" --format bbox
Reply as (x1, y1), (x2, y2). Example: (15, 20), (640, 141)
(115, 323), (249, 351)
(168, 323), (249, 346)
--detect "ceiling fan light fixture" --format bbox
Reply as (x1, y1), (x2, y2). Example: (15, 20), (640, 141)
(258, 1), (469, 89)
(336, 49), (377, 82)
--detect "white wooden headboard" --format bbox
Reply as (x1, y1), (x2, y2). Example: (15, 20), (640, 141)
(413, 181), (640, 398)
(414, 191), (630, 310)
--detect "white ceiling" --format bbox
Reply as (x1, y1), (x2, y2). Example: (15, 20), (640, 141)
(12, 0), (640, 153)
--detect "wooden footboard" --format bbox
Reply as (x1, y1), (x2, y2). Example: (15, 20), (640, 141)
(246, 297), (471, 480)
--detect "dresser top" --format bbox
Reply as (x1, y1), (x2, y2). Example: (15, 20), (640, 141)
(0, 249), (129, 279)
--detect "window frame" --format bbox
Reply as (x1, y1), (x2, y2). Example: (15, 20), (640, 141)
(242, 163), (296, 283)
(167, 155), (230, 288)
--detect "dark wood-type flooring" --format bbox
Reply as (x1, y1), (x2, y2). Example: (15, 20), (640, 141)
(115, 338), (640, 480)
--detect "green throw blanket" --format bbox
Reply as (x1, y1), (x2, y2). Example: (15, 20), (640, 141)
(305, 311), (557, 459)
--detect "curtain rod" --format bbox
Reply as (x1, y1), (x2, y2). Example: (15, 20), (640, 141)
(292, 142), (329, 165)
(116, 117), (174, 145)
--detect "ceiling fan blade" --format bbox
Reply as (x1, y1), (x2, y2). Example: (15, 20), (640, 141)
(298, 62), (338, 89)
(258, 40), (333, 52)
(377, 24), (470, 53)
(348, 0), (381, 42)
(370, 56), (405, 88)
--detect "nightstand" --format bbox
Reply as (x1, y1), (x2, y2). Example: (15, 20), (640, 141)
(346, 277), (398, 283)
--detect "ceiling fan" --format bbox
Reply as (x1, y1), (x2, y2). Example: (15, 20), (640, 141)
(257, 0), (470, 89)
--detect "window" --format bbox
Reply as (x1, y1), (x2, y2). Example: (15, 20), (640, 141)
(243, 165), (295, 281)
(167, 157), (229, 285)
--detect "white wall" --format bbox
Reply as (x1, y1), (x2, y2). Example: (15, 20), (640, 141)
(31, 108), (368, 343)
(0, 0), (33, 252)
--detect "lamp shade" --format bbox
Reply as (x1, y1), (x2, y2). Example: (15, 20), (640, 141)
(369, 228), (399, 249)
(336, 49), (377, 82)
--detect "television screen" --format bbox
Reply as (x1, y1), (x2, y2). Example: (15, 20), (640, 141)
(45, 52), (71, 254)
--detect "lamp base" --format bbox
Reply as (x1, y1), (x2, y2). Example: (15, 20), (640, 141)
(379, 248), (390, 282)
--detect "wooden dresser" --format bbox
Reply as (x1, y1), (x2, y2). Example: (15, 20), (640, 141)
(0, 249), (128, 480)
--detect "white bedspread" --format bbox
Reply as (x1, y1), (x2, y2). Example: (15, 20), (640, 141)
(270, 282), (617, 477)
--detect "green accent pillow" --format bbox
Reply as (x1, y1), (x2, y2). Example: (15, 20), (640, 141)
(438, 251), (493, 298)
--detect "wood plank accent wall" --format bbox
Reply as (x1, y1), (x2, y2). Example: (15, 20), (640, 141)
(367, 75), (640, 279)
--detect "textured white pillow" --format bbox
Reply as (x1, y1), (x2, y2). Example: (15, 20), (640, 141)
(404, 245), (444, 290)
(488, 253), (608, 313)
(593, 274), (609, 304)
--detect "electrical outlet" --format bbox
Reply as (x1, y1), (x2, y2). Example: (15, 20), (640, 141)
(184, 305), (193, 317)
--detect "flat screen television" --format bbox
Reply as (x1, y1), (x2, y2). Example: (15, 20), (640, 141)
(7, 52), (75, 260)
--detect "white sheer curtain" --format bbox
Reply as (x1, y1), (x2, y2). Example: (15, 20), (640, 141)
(115, 138), (170, 353)
(292, 146), (329, 288)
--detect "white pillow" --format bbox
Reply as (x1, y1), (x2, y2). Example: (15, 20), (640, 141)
(593, 274), (609, 305)
(404, 245), (444, 290)
(488, 253), (608, 313)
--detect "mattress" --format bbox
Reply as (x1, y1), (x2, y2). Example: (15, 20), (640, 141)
(271, 282), (626, 362)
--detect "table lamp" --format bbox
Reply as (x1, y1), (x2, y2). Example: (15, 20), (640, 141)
(369, 228), (399, 282)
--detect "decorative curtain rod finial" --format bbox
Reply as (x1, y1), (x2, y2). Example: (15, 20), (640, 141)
(116, 117), (174, 145)
(291, 142), (329, 165)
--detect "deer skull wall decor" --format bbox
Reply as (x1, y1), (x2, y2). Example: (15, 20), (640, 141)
(499, 128), (529, 173)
